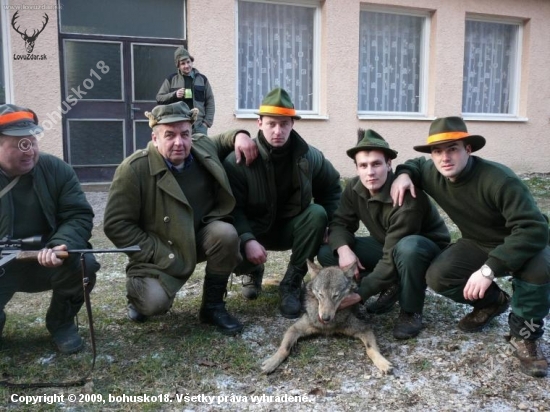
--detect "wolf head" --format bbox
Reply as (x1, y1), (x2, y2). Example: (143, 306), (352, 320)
(306, 260), (356, 324)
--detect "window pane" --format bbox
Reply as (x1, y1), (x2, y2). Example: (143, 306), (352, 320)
(238, 1), (315, 111)
(358, 11), (423, 113)
(69, 120), (123, 165)
(462, 21), (518, 114)
(64, 40), (122, 100)
(133, 44), (179, 102)
(135, 121), (151, 150)
(59, 0), (185, 39)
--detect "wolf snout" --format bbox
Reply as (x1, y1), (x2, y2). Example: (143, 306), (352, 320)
(318, 313), (334, 324)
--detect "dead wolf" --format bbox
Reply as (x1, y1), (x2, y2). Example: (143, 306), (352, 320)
(261, 260), (393, 374)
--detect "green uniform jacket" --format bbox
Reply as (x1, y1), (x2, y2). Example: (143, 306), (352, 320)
(329, 173), (450, 295)
(156, 68), (215, 129)
(396, 156), (550, 276)
(0, 153), (94, 249)
(104, 131), (240, 280)
(223, 130), (341, 244)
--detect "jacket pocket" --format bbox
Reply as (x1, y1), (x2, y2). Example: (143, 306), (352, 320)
(150, 235), (185, 275)
(194, 85), (206, 102)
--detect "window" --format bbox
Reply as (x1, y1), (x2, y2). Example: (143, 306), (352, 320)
(358, 9), (428, 116)
(237, 0), (318, 115)
(462, 19), (521, 117)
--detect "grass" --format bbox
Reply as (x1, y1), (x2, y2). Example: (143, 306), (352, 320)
(0, 174), (549, 411)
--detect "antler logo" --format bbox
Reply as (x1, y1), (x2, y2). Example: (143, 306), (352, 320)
(11, 11), (49, 54)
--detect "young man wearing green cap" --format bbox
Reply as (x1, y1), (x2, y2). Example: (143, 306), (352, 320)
(391, 116), (550, 377)
(156, 46), (215, 135)
(317, 129), (450, 339)
(0, 104), (99, 354)
(104, 102), (257, 336)
(223, 88), (342, 319)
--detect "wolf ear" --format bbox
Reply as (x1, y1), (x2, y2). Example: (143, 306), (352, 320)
(342, 262), (357, 280)
(306, 259), (321, 279)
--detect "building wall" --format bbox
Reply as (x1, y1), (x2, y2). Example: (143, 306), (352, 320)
(6, 0), (550, 178)
(188, 0), (550, 178)
(7, 0), (63, 159)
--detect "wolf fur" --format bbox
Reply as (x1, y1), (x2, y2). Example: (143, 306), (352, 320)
(261, 260), (393, 374)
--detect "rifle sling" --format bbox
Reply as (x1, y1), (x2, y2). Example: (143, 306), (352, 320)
(0, 253), (96, 388)
(0, 176), (20, 200)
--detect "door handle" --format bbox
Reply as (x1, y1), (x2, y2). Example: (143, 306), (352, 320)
(130, 105), (141, 120)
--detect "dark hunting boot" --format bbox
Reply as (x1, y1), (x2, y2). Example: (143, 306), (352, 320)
(279, 264), (307, 319)
(199, 273), (243, 336)
(241, 264), (265, 300)
(458, 290), (510, 332)
(366, 283), (399, 314)
(393, 309), (423, 340)
(46, 292), (85, 354)
(509, 336), (548, 378)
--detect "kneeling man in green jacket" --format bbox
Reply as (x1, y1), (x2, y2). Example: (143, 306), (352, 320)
(104, 102), (257, 335)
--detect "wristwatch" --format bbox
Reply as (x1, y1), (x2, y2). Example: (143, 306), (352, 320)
(480, 264), (495, 280)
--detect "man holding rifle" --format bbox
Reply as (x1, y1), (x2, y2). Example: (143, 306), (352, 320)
(0, 104), (99, 354)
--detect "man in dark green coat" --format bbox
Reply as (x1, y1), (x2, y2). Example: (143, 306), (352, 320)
(317, 129), (450, 339)
(0, 104), (99, 354)
(223, 88), (341, 319)
(104, 102), (257, 336)
(391, 116), (550, 377)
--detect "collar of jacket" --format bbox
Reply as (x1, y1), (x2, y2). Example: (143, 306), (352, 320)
(353, 170), (394, 204)
(146, 140), (213, 176)
(256, 129), (309, 160)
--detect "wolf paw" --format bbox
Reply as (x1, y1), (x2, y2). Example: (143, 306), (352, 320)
(376, 358), (394, 374)
(261, 356), (282, 374)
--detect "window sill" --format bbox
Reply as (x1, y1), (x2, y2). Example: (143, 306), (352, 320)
(461, 115), (529, 122)
(358, 114), (435, 121)
(234, 112), (329, 120)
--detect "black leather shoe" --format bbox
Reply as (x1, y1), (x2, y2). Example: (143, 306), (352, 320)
(127, 303), (148, 323)
(51, 323), (83, 354)
(241, 265), (264, 300)
(366, 283), (399, 314)
(393, 310), (423, 340)
(458, 291), (510, 332)
(199, 304), (243, 336)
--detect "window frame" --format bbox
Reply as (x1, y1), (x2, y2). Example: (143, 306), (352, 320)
(462, 15), (524, 121)
(0, 5), (13, 104)
(234, 0), (322, 119)
(357, 5), (431, 120)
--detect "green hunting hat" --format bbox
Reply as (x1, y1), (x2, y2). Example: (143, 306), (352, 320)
(413, 116), (486, 153)
(346, 129), (398, 160)
(174, 46), (194, 66)
(0, 104), (43, 137)
(256, 88), (301, 120)
(144, 102), (198, 128)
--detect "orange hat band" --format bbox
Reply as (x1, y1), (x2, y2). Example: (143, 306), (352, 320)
(427, 131), (470, 145)
(258, 105), (297, 117)
(0, 111), (35, 127)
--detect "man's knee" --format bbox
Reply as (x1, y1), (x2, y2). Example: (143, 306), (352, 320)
(304, 204), (328, 229)
(127, 277), (173, 316)
(201, 221), (241, 271)
(317, 244), (338, 267)
(425, 259), (450, 293)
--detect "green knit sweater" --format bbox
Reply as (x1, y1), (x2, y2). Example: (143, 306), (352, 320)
(396, 156), (550, 276)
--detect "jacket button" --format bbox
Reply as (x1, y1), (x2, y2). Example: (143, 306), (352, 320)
(168, 240), (173, 245)
(168, 253), (175, 259)
(163, 216), (170, 223)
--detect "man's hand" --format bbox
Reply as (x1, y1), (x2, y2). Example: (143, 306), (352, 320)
(244, 240), (267, 265)
(390, 173), (416, 207)
(338, 292), (361, 311)
(37, 244), (66, 268)
(176, 88), (185, 99)
(337, 245), (365, 278)
(235, 132), (258, 166)
(463, 269), (493, 301)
